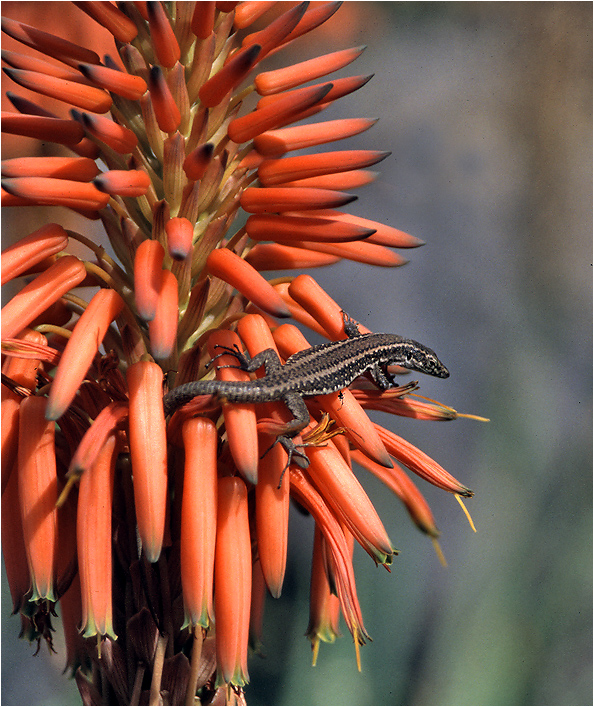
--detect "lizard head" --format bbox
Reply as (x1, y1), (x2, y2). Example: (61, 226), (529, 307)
(398, 339), (450, 379)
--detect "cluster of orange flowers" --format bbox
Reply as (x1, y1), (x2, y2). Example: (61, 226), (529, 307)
(1, 2), (478, 705)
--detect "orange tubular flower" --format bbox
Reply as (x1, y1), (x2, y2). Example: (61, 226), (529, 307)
(77, 432), (118, 640)
(126, 359), (168, 563)
(214, 476), (251, 688)
(0, 3), (480, 704)
(17, 395), (58, 603)
(181, 417), (218, 629)
(46, 287), (124, 420)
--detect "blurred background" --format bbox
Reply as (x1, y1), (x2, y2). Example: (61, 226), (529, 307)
(2, 2), (592, 705)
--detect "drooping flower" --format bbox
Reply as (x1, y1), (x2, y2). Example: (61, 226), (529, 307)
(1, 2), (483, 704)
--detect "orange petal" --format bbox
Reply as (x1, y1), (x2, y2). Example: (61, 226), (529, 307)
(45, 288), (125, 420)
(1, 223), (68, 285)
(206, 248), (290, 318)
(227, 83), (332, 144)
(256, 45), (365, 95)
(288, 273), (363, 339)
(241, 2), (307, 58)
(133, 239), (165, 321)
(148, 269), (179, 360)
(257, 150), (389, 186)
(253, 117), (378, 157)
(165, 216), (194, 261)
(288, 238), (408, 267)
(373, 424), (473, 497)
(245, 243), (340, 271)
(1, 156), (100, 181)
(4, 68), (112, 113)
(78, 63), (147, 100)
(307, 439), (393, 565)
(207, 330), (259, 484)
(294, 209), (425, 248)
(80, 112), (139, 154)
(199, 44), (261, 108)
(245, 214), (375, 244)
(351, 449), (439, 537)
(94, 169), (151, 197)
(73, 1), (138, 42)
(181, 417), (218, 628)
(255, 438), (289, 597)
(191, 1), (216, 38)
(2, 177), (110, 210)
(147, 0), (181, 68)
(2, 48), (91, 83)
(240, 186), (356, 213)
(126, 360), (168, 563)
(214, 476), (251, 687)
(2, 457), (29, 612)
(233, 1), (276, 29)
(183, 142), (214, 180)
(276, 1), (342, 48)
(77, 433), (118, 639)
(306, 525), (341, 653)
(1, 17), (101, 68)
(279, 169), (377, 191)
(1, 112), (85, 144)
(148, 65), (181, 133)
(17, 396), (58, 602)
(68, 402), (129, 476)
(289, 467), (368, 644)
(1, 255), (86, 339)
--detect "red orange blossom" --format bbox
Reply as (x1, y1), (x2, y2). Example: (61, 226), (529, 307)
(1, 2), (484, 705)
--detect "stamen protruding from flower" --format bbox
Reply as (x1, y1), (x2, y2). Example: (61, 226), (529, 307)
(45, 288), (125, 420)
(1, 255), (86, 339)
(126, 360), (168, 563)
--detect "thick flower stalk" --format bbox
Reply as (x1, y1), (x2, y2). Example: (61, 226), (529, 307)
(1, 2), (483, 705)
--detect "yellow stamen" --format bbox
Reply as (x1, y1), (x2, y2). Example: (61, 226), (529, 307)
(456, 494), (477, 532)
(431, 537), (448, 567)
